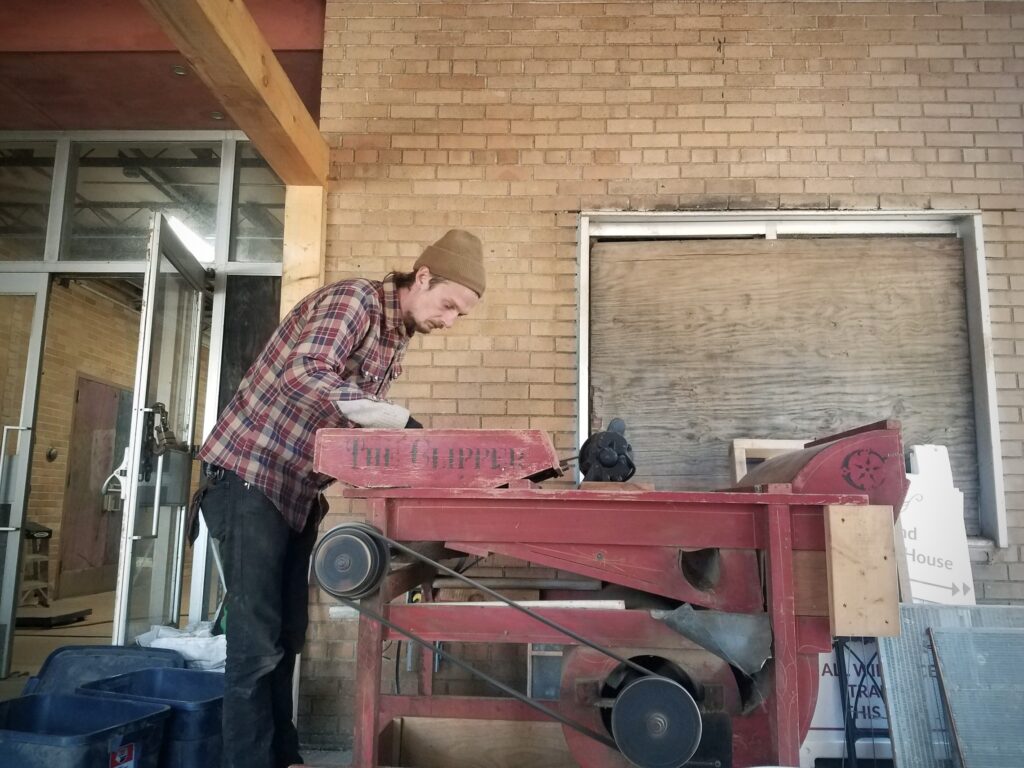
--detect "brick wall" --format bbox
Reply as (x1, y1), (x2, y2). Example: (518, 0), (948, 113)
(305, 0), (1024, 747)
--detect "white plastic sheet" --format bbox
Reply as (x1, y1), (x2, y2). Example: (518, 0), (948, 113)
(136, 622), (226, 672)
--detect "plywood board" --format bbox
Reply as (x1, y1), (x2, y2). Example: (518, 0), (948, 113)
(824, 504), (899, 636)
(589, 236), (980, 532)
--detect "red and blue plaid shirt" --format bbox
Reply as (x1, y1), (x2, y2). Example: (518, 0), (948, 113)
(198, 277), (409, 530)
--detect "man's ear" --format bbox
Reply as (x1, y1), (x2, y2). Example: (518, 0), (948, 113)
(415, 265), (432, 288)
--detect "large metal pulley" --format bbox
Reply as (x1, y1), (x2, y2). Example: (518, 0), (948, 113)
(611, 675), (703, 768)
(313, 523), (390, 599)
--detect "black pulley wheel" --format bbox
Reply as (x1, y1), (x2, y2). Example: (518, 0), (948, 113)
(313, 524), (390, 599)
(611, 676), (702, 768)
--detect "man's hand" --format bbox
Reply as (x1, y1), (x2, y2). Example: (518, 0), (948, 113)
(405, 415), (424, 429)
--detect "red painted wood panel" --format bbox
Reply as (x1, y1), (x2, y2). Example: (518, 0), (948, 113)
(316, 429), (561, 489)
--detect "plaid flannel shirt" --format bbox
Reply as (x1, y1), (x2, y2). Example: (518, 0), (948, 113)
(198, 277), (409, 531)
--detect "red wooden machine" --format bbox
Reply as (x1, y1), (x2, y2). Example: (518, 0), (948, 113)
(311, 422), (908, 768)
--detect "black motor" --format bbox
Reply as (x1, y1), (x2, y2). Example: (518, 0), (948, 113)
(578, 418), (636, 482)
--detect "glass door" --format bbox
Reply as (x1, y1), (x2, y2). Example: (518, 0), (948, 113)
(112, 215), (208, 645)
(0, 274), (48, 677)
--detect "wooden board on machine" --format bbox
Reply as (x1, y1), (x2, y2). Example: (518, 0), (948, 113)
(383, 717), (576, 768)
(435, 588), (540, 603)
(825, 504), (899, 636)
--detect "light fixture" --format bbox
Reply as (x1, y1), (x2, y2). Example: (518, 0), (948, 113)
(210, 111), (225, 121)
(172, 65), (188, 76)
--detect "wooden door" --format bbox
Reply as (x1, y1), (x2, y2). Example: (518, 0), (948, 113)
(57, 376), (132, 597)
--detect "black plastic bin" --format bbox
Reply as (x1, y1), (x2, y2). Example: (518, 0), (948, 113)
(0, 693), (169, 768)
(80, 667), (224, 768)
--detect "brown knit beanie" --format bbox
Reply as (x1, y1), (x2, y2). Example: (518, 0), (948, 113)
(413, 229), (486, 297)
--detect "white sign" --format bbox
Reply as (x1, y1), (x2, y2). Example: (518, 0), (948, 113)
(897, 445), (975, 605)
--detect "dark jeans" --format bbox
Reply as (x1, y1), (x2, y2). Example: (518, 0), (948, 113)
(200, 469), (318, 768)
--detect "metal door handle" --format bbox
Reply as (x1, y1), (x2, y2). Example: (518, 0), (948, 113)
(132, 452), (165, 541)
(101, 447), (130, 497)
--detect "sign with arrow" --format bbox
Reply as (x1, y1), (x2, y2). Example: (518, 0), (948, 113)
(896, 445), (975, 607)
(909, 578), (972, 597)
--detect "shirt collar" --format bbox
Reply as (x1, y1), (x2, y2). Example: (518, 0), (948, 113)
(381, 277), (408, 338)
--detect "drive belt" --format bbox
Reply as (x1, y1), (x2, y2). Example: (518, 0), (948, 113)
(315, 524), (662, 753)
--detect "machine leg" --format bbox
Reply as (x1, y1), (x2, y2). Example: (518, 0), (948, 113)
(766, 503), (800, 765)
(353, 499), (388, 768)
(352, 600), (384, 768)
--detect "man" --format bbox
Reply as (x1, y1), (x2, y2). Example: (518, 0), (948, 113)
(194, 229), (485, 768)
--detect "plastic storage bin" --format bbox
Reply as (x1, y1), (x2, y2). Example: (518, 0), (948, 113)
(0, 693), (169, 768)
(23, 644), (185, 695)
(81, 667), (224, 768)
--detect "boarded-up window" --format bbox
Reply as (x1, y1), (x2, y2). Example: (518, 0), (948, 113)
(589, 236), (981, 533)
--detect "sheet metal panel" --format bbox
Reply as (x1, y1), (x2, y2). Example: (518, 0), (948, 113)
(929, 627), (1024, 768)
(878, 604), (1024, 768)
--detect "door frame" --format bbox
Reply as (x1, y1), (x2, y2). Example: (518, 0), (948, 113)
(0, 273), (50, 677)
(111, 215), (208, 645)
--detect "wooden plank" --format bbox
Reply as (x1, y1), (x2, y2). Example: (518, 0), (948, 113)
(765, 503), (800, 764)
(793, 550), (829, 617)
(589, 236), (980, 532)
(281, 185), (326, 317)
(398, 717), (576, 768)
(138, 0), (329, 186)
(434, 588), (539, 603)
(824, 505), (899, 637)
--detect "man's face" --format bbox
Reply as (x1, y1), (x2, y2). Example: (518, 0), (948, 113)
(403, 267), (479, 334)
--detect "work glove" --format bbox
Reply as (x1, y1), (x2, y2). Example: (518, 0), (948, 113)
(405, 415), (424, 429)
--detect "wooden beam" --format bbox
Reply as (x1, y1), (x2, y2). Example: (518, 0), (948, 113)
(281, 184), (326, 317)
(139, 0), (329, 186)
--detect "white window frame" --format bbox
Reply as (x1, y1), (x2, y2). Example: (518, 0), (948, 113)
(0, 129), (286, 620)
(577, 210), (1006, 547)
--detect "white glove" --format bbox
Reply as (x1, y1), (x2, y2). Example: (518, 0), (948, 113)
(337, 398), (410, 428)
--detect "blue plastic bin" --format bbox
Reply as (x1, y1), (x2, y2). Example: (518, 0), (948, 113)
(80, 667), (224, 768)
(23, 644), (185, 695)
(0, 693), (169, 768)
